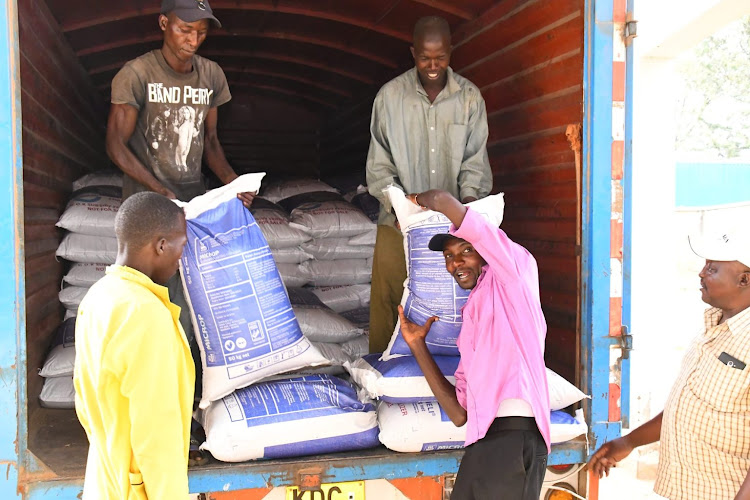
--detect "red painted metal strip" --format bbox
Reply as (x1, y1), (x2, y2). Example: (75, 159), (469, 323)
(610, 220), (623, 259)
(208, 489), (272, 500)
(609, 297), (622, 337)
(609, 382), (622, 422)
(389, 476), (445, 499)
(613, 0), (627, 23)
(611, 141), (624, 180)
(612, 61), (626, 101)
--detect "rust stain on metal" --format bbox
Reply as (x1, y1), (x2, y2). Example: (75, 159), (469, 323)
(297, 466), (323, 490)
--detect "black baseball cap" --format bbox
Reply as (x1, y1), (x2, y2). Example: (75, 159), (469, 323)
(161, 0), (221, 28)
(428, 233), (460, 251)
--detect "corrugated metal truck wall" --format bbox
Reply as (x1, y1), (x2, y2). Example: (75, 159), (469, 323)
(451, 0), (583, 381)
(17, 0), (107, 414)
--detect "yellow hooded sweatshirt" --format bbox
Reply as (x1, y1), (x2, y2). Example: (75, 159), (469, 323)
(74, 265), (195, 500)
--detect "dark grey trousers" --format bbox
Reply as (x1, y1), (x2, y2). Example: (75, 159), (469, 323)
(451, 417), (548, 500)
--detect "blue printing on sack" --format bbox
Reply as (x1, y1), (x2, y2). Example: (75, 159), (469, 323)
(422, 441), (464, 452)
(263, 427), (381, 459)
(389, 223), (470, 356)
(222, 375), (374, 427)
(366, 353), (460, 378)
(182, 197), (306, 374)
(380, 395), (437, 404)
(550, 410), (578, 425)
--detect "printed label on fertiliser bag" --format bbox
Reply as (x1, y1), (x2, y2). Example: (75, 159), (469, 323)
(179, 175), (328, 408)
(199, 374), (380, 461)
(223, 375), (372, 426)
(388, 216), (470, 357)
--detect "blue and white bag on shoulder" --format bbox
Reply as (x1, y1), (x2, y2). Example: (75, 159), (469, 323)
(382, 187), (505, 359)
(178, 174), (328, 408)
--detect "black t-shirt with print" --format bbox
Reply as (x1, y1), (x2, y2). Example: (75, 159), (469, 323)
(111, 49), (231, 201)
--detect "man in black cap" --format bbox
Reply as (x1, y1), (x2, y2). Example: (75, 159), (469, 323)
(106, 0), (253, 206)
(105, 0), (254, 412)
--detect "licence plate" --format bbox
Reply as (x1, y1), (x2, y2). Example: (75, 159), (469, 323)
(286, 480), (365, 500)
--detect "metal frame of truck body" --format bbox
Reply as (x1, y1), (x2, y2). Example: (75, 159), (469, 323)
(0, 0), (629, 496)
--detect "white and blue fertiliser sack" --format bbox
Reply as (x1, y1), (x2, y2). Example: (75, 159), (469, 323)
(377, 400), (466, 453)
(39, 318), (76, 378)
(550, 409), (588, 444)
(382, 187), (505, 359)
(346, 354), (460, 403)
(199, 374), (379, 462)
(178, 174), (328, 408)
(347, 354), (588, 411)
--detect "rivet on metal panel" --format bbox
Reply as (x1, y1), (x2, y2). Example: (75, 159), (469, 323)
(298, 467), (323, 491)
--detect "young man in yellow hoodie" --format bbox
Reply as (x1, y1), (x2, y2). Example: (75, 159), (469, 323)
(74, 192), (194, 499)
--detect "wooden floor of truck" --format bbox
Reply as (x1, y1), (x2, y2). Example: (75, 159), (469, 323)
(27, 407), (589, 485)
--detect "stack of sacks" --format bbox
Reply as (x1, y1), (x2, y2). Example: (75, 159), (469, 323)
(260, 178), (340, 204)
(310, 284), (370, 314)
(197, 374), (379, 462)
(286, 288), (368, 375)
(278, 189), (376, 287)
(255, 179), (377, 287)
(335, 304), (371, 363)
(56, 171), (123, 318)
(38, 318), (76, 409)
(346, 354), (590, 451)
(249, 197), (313, 288)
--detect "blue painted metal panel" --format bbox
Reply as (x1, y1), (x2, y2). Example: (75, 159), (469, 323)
(25, 443), (588, 498)
(582, 0), (623, 454)
(620, 0), (635, 430)
(0, 0), (23, 498)
(676, 162), (750, 207)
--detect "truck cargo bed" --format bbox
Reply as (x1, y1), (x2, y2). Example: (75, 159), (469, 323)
(29, 408), (587, 489)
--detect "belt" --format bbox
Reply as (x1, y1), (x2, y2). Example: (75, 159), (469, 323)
(487, 416), (538, 434)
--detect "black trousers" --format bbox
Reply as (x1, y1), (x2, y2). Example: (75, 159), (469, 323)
(451, 417), (548, 500)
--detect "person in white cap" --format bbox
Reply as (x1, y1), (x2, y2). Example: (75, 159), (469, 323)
(588, 229), (750, 500)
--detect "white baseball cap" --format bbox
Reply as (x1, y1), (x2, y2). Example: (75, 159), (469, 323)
(688, 229), (750, 269)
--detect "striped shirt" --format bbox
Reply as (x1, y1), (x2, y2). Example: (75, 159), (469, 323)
(654, 306), (750, 499)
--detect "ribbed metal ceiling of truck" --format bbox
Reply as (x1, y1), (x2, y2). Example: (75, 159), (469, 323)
(44, 0), (499, 111)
